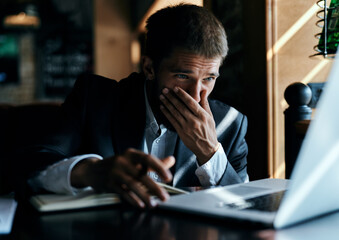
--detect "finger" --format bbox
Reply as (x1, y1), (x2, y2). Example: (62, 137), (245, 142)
(119, 185), (146, 208)
(123, 175), (159, 208)
(126, 149), (173, 182)
(111, 178), (145, 208)
(138, 175), (170, 202)
(115, 171), (156, 208)
(136, 162), (148, 178)
(162, 156), (175, 170)
(143, 157), (175, 175)
(121, 173), (168, 207)
(114, 155), (145, 179)
(172, 87), (203, 115)
(159, 93), (188, 127)
(160, 104), (182, 131)
(161, 88), (194, 118)
(200, 90), (212, 115)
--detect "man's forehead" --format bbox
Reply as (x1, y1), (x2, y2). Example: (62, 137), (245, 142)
(164, 52), (221, 73)
(167, 48), (222, 61)
(168, 58), (221, 67)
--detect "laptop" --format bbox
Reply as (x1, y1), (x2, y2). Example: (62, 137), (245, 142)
(158, 48), (339, 229)
(0, 194), (17, 234)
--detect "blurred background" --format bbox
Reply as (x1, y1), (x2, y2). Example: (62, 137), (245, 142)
(0, 0), (334, 181)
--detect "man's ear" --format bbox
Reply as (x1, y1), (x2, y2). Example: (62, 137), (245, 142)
(142, 56), (155, 80)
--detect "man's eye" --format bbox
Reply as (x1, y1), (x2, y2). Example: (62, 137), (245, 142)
(204, 77), (215, 82)
(176, 74), (188, 79)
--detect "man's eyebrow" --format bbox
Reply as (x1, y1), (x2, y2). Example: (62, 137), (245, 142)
(170, 69), (193, 73)
(170, 69), (220, 77)
(209, 72), (220, 77)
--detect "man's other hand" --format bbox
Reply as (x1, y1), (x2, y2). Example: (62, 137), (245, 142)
(71, 149), (175, 208)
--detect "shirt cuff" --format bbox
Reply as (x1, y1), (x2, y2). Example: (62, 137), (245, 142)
(195, 143), (228, 186)
(30, 154), (103, 195)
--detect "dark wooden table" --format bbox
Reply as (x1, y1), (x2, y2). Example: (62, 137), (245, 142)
(2, 199), (339, 240)
(1, 199), (267, 240)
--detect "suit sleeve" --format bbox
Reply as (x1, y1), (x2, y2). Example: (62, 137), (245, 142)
(218, 113), (248, 186)
(12, 74), (95, 196)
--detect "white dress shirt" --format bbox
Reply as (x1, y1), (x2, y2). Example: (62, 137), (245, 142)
(29, 83), (230, 194)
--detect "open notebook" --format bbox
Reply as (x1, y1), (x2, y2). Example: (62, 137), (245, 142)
(30, 182), (188, 212)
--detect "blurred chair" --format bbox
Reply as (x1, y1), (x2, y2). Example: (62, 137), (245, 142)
(0, 102), (61, 194)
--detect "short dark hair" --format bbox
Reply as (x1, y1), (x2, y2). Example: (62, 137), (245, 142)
(145, 4), (228, 67)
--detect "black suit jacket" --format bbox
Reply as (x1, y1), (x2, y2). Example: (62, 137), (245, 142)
(23, 73), (248, 188)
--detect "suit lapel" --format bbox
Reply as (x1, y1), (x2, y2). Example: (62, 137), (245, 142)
(173, 139), (200, 187)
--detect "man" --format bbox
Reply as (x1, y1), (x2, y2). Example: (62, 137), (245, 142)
(26, 4), (248, 208)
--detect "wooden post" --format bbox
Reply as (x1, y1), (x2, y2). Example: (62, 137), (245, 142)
(284, 83), (312, 178)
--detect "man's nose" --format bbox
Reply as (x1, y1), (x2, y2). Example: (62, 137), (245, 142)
(188, 81), (202, 102)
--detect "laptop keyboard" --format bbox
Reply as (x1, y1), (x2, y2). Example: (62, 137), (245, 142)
(224, 191), (286, 212)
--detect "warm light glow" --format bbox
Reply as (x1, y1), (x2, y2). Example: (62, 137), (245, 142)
(131, 39), (141, 65)
(267, 4), (319, 61)
(137, 0), (203, 32)
(300, 59), (331, 85)
(274, 162), (285, 178)
(3, 12), (40, 28)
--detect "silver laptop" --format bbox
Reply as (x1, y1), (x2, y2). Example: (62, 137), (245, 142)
(159, 48), (339, 229)
(0, 194), (17, 234)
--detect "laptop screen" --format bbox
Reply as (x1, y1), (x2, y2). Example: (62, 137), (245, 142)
(275, 48), (339, 228)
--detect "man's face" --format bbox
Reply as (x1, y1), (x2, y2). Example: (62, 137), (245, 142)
(144, 49), (221, 126)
